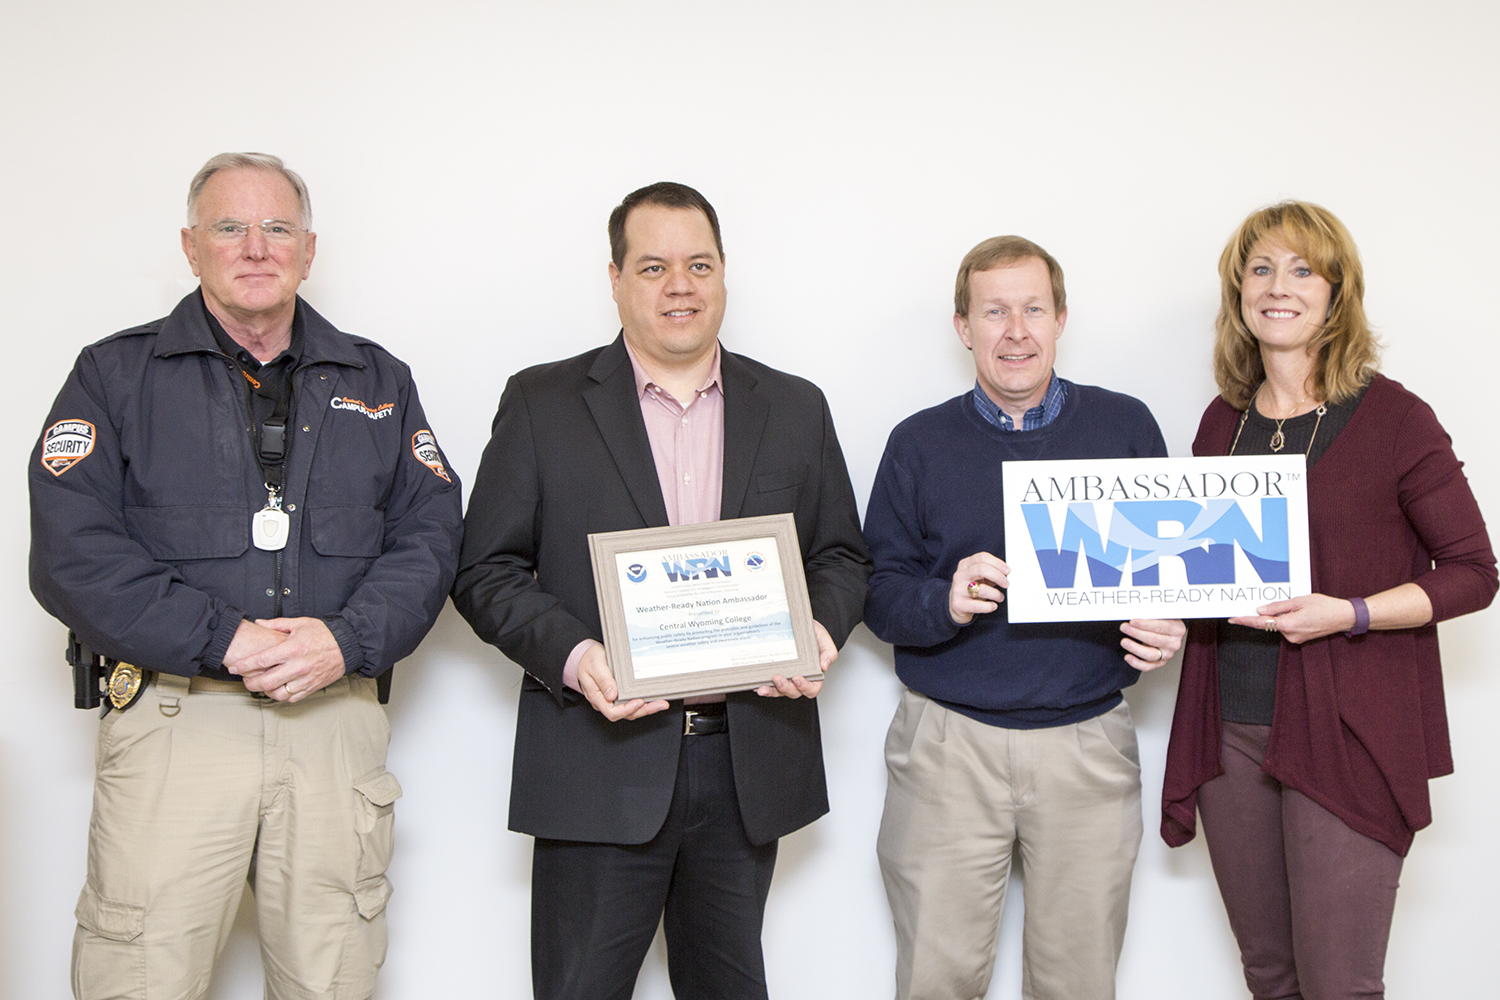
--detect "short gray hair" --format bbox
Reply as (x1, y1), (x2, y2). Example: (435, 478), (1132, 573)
(186, 152), (313, 228)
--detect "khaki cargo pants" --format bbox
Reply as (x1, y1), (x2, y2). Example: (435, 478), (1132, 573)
(72, 674), (400, 1000)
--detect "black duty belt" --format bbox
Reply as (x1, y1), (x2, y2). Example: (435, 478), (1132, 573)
(67, 629), (395, 708)
(67, 631), (144, 716)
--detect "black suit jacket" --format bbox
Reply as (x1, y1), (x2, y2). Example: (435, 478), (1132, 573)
(453, 335), (870, 846)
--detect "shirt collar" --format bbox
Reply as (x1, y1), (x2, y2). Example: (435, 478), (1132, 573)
(624, 338), (723, 403)
(201, 295), (303, 371)
(972, 374), (1068, 432)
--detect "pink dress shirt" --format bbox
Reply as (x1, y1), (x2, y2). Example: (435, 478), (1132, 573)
(562, 341), (725, 698)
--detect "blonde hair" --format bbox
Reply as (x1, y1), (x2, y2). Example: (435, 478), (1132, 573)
(1213, 201), (1379, 409)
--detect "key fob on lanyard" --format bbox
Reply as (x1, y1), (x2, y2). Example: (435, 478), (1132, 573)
(252, 486), (289, 551)
(253, 507), (289, 550)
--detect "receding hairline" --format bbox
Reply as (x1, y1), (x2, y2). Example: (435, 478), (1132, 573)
(186, 152), (313, 228)
(608, 182), (723, 270)
(612, 207), (724, 274)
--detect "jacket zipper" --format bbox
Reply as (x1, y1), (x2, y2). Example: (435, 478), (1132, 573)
(222, 351), (286, 620)
(273, 375), (296, 619)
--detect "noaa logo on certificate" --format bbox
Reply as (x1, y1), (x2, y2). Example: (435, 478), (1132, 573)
(625, 563), (648, 583)
(744, 552), (766, 572)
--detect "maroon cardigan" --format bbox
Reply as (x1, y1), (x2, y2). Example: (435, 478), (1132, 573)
(1161, 375), (1497, 856)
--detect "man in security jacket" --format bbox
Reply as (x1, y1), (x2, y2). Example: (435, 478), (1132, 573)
(29, 153), (463, 1000)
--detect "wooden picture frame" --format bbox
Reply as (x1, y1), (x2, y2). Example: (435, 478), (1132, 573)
(588, 513), (821, 702)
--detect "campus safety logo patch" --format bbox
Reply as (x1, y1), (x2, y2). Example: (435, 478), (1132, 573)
(330, 396), (396, 420)
(40, 419), (96, 476)
(412, 430), (451, 482)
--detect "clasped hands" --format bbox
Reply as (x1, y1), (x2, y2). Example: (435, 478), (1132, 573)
(222, 617), (347, 702)
(577, 620), (840, 722)
(950, 551), (1184, 670)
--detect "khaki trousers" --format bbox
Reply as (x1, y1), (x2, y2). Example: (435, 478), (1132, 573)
(876, 691), (1143, 1000)
(72, 674), (401, 1000)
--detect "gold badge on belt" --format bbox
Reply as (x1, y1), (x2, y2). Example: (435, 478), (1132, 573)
(106, 662), (144, 711)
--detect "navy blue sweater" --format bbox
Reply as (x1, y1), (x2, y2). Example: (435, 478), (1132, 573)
(863, 382), (1167, 728)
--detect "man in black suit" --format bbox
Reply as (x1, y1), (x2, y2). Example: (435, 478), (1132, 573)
(453, 182), (870, 1000)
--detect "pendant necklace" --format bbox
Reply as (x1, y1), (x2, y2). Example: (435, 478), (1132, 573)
(1264, 386), (1308, 451)
(1229, 385), (1328, 456)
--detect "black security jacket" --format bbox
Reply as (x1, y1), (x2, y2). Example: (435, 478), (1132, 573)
(30, 291), (464, 679)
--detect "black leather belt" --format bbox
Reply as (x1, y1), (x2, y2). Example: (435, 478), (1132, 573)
(683, 702), (727, 736)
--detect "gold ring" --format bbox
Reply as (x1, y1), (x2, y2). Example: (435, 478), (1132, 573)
(1264, 618), (1278, 633)
(284, 683), (294, 695)
(967, 581), (981, 599)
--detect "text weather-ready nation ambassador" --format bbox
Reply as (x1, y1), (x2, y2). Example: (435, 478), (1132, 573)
(453, 182), (870, 1000)
(30, 153), (463, 1000)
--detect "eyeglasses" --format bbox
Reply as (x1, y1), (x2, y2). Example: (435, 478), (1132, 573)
(194, 220), (308, 244)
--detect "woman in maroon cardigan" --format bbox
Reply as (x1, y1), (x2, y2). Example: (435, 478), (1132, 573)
(1161, 202), (1496, 1000)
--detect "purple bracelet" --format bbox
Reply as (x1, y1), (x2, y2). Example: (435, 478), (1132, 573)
(1346, 596), (1370, 637)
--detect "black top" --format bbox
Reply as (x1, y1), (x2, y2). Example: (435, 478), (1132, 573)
(1216, 385), (1365, 724)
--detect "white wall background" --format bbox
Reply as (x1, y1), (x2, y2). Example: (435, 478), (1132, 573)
(4, 1), (1497, 997)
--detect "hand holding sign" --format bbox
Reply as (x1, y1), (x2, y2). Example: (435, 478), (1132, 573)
(949, 552), (1010, 624)
(1119, 618), (1186, 670)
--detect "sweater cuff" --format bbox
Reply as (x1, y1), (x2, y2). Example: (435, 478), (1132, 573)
(205, 608), (245, 672)
(923, 577), (965, 640)
(323, 615), (367, 676)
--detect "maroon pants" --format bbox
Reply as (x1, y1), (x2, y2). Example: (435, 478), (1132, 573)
(1197, 722), (1403, 1000)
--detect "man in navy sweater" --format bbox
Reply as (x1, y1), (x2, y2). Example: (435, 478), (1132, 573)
(863, 236), (1185, 1000)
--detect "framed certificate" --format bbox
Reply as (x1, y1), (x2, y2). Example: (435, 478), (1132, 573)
(588, 513), (821, 702)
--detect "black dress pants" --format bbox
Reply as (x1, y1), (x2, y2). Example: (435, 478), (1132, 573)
(531, 729), (779, 1000)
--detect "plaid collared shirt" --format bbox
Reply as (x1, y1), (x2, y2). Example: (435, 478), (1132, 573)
(971, 375), (1068, 431)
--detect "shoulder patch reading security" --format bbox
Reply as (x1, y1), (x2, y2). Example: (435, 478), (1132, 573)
(412, 429), (452, 483)
(41, 419), (96, 476)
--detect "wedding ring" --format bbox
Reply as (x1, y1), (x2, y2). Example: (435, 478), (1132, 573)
(284, 682), (294, 695)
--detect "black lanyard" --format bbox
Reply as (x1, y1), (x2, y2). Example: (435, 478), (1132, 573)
(202, 299), (299, 492)
(227, 355), (294, 491)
